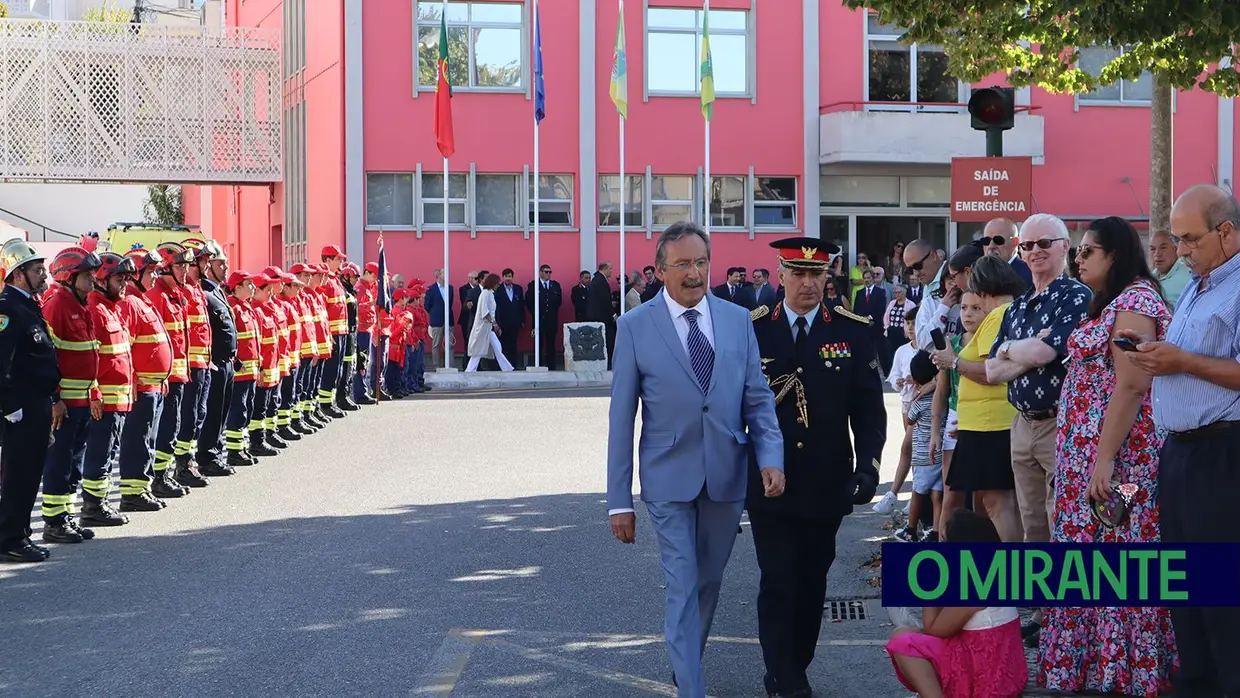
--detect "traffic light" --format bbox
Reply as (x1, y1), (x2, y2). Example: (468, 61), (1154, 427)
(968, 86), (1015, 131)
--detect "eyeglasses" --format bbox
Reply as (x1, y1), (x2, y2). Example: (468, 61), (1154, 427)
(979, 235), (1006, 247)
(1171, 222), (1225, 249)
(908, 249), (933, 271)
(1017, 237), (1068, 252)
(1075, 244), (1101, 261)
(667, 259), (709, 271)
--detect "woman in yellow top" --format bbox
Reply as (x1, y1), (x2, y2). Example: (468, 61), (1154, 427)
(932, 254), (1027, 542)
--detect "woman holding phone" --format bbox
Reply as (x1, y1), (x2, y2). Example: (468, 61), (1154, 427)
(1035, 217), (1176, 697)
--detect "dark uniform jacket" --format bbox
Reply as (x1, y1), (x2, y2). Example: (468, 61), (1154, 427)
(746, 302), (886, 519)
(200, 278), (237, 366)
(0, 285), (61, 416)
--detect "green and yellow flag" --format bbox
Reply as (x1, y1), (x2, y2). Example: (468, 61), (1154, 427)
(609, 0), (628, 119)
(699, 4), (714, 121)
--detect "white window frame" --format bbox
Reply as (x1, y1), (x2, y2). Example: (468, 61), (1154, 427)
(473, 172), (523, 231)
(643, 5), (754, 100)
(862, 13), (969, 113)
(365, 171), (417, 230)
(708, 175), (748, 230)
(413, 0), (527, 94)
(649, 173), (697, 236)
(528, 173), (575, 229)
(753, 176), (798, 229)
(1074, 46), (1155, 109)
(598, 174), (645, 229)
(419, 171), (470, 230)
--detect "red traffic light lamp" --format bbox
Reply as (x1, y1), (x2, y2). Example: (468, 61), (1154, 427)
(968, 86), (1015, 156)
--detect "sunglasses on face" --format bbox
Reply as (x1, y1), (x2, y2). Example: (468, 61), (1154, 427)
(908, 249), (933, 271)
(980, 235), (1006, 246)
(1076, 244), (1101, 261)
(1018, 237), (1067, 252)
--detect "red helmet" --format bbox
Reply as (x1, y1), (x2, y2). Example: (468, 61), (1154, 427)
(50, 246), (103, 283)
(125, 248), (162, 274)
(93, 252), (138, 281)
(154, 242), (195, 270)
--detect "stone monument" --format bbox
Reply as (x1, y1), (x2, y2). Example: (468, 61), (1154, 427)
(563, 322), (608, 372)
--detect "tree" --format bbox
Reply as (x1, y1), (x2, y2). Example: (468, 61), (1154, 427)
(843, 0), (1240, 231)
(0, 3), (9, 19)
(81, 0), (131, 24)
(414, 5), (521, 89)
(144, 185), (184, 227)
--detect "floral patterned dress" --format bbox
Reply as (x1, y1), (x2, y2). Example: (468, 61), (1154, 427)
(1037, 279), (1178, 697)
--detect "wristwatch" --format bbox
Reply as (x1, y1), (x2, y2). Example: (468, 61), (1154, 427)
(999, 340), (1013, 359)
(952, 356), (960, 371)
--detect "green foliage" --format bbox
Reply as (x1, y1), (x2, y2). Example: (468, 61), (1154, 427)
(0, 3), (9, 19)
(143, 185), (184, 227)
(82, 0), (132, 23)
(414, 4), (521, 89)
(843, 0), (1240, 97)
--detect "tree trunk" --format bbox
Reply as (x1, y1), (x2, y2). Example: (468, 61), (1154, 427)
(1149, 72), (1173, 233)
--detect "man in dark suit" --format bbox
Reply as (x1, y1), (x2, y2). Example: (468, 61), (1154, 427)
(586, 262), (616, 366)
(525, 264), (563, 370)
(571, 270), (591, 322)
(713, 266), (757, 310)
(458, 271), (481, 369)
(638, 265), (662, 302)
(748, 237), (885, 698)
(752, 268), (777, 311)
(423, 267), (454, 370)
(494, 268), (525, 368)
(851, 269), (889, 373)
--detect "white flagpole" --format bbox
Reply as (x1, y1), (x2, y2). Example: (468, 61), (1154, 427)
(443, 155), (451, 369)
(618, 114), (626, 316)
(703, 0), (711, 239)
(533, 0), (542, 369)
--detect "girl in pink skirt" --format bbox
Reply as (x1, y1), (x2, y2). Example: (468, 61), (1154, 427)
(885, 510), (1028, 698)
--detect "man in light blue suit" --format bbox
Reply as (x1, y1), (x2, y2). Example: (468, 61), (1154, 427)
(607, 222), (786, 698)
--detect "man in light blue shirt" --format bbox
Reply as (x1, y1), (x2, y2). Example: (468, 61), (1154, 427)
(1148, 229), (1191, 310)
(1122, 184), (1240, 697)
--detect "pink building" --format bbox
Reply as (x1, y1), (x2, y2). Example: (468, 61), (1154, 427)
(186, 0), (1237, 347)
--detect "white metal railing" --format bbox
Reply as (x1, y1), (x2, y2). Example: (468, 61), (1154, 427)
(0, 19), (282, 184)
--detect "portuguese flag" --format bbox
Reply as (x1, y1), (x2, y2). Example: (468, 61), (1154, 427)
(433, 10), (455, 158)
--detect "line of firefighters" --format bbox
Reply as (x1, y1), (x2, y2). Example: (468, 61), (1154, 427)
(0, 237), (433, 563)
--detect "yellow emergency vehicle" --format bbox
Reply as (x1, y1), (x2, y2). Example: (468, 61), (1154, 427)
(99, 223), (205, 254)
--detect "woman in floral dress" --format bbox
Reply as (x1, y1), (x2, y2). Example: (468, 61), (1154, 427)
(1037, 217), (1178, 696)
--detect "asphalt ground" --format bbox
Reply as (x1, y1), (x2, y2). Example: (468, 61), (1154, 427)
(0, 388), (1089, 697)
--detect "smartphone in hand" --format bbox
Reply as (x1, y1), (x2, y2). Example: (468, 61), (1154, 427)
(1112, 337), (1140, 352)
(930, 328), (947, 351)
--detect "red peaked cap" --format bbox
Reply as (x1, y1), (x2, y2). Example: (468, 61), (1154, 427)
(770, 236), (841, 270)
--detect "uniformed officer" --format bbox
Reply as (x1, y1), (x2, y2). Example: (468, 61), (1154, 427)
(187, 239), (237, 477)
(746, 237), (886, 698)
(0, 239), (61, 562)
(335, 261), (361, 411)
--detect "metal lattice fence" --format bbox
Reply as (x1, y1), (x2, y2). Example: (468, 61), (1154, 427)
(0, 19), (282, 184)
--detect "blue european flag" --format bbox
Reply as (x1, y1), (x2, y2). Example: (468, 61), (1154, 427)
(375, 233), (392, 314)
(533, 5), (545, 123)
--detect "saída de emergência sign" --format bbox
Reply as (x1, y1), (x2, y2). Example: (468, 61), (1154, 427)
(881, 543), (1240, 607)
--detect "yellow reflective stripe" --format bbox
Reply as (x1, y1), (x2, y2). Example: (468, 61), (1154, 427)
(59, 388), (90, 400)
(163, 321), (186, 330)
(61, 378), (94, 389)
(136, 372), (168, 386)
(49, 331), (100, 351)
(171, 358), (188, 373)
(132, 333), (168, 344)
(237, 331), (257, 340)
(189, 347), (211, 355)
(188, 314), (207, 323)
(261, 336), (277, 345)
(98, 342), (129, 355)
(261, 368), (280, 383)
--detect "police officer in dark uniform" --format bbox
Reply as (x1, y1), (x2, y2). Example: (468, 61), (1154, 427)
(0, 238), (60, 563)
(336, 264), (361, 411)
(193, 240), (238, 477)
(746, 237), (886, 698)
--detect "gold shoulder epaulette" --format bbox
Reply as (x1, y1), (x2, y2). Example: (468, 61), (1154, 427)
(832, 306), (873, 326)
(750, 305), (770, 322)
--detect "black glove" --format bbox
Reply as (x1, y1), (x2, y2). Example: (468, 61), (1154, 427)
(232, 357), (242, 373)
(850, 463), (879, 506)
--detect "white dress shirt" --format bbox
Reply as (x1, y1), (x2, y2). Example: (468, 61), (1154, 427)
(609, 289), (716, 516)
(784, 302), (816, 337)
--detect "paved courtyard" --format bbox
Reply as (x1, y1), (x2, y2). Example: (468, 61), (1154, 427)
(0, 387), (1074, 697)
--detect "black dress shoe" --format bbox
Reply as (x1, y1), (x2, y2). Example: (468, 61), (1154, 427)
(42, 523), (84, 544)
(1, 540), (49, 562)
(199, 462), (236, 477)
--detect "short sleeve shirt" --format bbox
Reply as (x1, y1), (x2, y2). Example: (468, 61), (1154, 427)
(989, 275), (1092, 412)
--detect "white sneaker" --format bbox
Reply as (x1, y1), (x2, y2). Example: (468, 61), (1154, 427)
(872, 491), (899, 514)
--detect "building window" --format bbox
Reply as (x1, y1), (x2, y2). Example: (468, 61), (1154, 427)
(415, 2), (524, 91)
(475, 174), (520, 227)
(651, 175), (695, 226)
(599, 175), (644, 227)
(530, 174), (574, 226)
(421, 173), (469, 226)
(819, 175), (901, 207)
(646, 8), (749, 96)
(1078, 46), (1152, 104)
(366, 172), (415, 228)
(708, 175), (746, 228)
(754, 177), (797, 227)
(905, 176), (951, 207)
(865, 15), (965, 110)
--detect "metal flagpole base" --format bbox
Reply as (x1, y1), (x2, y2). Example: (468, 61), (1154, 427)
(525, 366), (549, 373)
(436, 367), (461, 373)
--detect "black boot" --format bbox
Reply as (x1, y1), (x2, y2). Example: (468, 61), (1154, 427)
(64, 515), (96, 539)
(266, 431), (288, 450)
(174, 460), (210, 488)
(120, 492), (166, 512)
(277, 425), (302, 442)
(199, 461), (236, 477)
(152, 472), (188, 498)
(80, 498), (129, 527)
(356, 394), (376, 405)
(336, 394), (360, 412)
(292, 417), (316, 435)
(322, 403), (346, 419)
(227, 451), (254, 467)
(42, 520), (84, 544)
(250, 439), (279, 457)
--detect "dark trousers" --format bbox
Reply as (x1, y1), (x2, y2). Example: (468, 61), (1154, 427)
(336, 331), (356, 398)
(605, 321), (616, 369)
(0, 397), (54, 548)
(749, 512), (845, 695)
(534, 326), (557, 370)
(411, 344), (426, 390)
(310, 359), (325, 408)
(385, 359), (403, 393)
(1160, 425), (1240, 697)
(154, 382), (186, 472)
(884, 330), (906, 376)
(278, 366), (299, 428)
(175, 368), (211, 463)
(40, 404), (91, 524)
(119, 391), (163, 496)
(353, 332), (376, 400)
(225, 379), (255, 453)
(197, 361), (235, 468)
(82, 410), (126, 500)
(297, 357), (314, 410)
(251, 386), (276, 445)
(318, 335), (347, 404)
(498, 326), (520, 369)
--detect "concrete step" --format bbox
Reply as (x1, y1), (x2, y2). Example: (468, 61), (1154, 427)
(424, 369), (612, 391)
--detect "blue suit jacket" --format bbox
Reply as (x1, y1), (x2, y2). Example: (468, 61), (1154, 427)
(424, 283), (454, 327)
(607, 293), (784, 510)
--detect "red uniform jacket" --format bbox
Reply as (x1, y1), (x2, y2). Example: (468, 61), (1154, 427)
(264, 294), (291, 378)
(294, 293), (316, 361)
(320, 275), (348, 336)
(42, 284), (100, 406)
(277, 294), (303, 375)
(409, 304), (431, 346)
(310, 289), (331, 358)
(87, 290), (134, 412)
(385, 307), (413, 365)
(182, 281), (212, 370)
(146, 277), (191, 383)
(355, 279), (377, 336)
(251, 299), (282, 388)
(230, 296), (260, 383)
(123, 282), (172, 394)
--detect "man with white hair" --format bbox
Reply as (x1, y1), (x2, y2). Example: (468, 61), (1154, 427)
(1148, 229), (1191, 310)
(984, 213), (1092, 646)
(981, 217), (1033, 290)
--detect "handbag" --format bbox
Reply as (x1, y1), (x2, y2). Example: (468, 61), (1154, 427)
(1090, 481), (1139, 529)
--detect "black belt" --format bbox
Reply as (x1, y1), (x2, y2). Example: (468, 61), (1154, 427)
(1168, 420), (1240, 442)
(1020, 407), (1057, 421)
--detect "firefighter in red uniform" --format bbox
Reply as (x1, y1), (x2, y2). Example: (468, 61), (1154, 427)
(383, 288), (413, 398)
(79, 252), (139, 528)
(176, 237), (214, 481)
(148, 242), (205, 491)
(224, 270), (261, 466)
(353, 262), (379, 403)
(249, 272), (283, 456)
(317, 246), (351, 417)
(258, 267), (296, 446)
(120, 248), (179, 504)
(287, 263), (322, 432)
(308, 265), (334, 421)
(407, 281), (432, 394)
(39, 247), (102, 544)
(273, 268), (309, 439)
